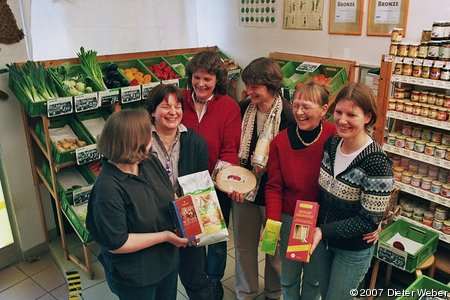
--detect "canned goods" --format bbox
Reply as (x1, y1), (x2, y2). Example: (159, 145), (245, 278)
(422, 129), (432, 141)
(442, 133), (450, 146)
(436, 94), (445, 106)
(422, 30), (432, 43)
(428, 93), (437, 105)
(419, 91), (429, 103)
(412, 127), (422, 138)
(435, 145), (447, 159)
(413, 103), (422, 116)
(402, 210), (413, 218)
(431, 180), (443, 194)
(389, 43), (399, 56)
(430, 66), (441, 80)
(437, 107), (448, 121)
(405, 137), (415, 150)
(435, 206), (449, 219)
(423, 211), (434, 221)
(443, 220), (450, 235)
(428, 165), (439, 179)
(438, 168), (448, 182)
(387, 133), (397, 145)
(429, 202), (438, 213)
(411, 90), (420, 101)
(391, 28), (403, 42)
(439, 42), (450, 61)
(388, 98), (397, 110)
(392, 155), (401, 167)
(409, 160), (419, 172)
(445, 96), (450, 108)
(420, 104), (430, 118)
(428, 106), (438, 119)
(404, 101), (413, 114)
(431, 131), (442, 143)
(400, 157), (410, 169)
(398, 43), (409, 57)
(402, 63), (412, 76)
(418, 43), (429, 58)
(432, 219), (444, 230)
(402, 124), (412, 136)
(411, 174), (423, 187)
(403, 203), (414, 212)
(393, 166), (404, 181)
(394, 88), (406, 99)
(421, 176), (432, 190)
(428, 41), (441, 59)
(422, 65), (431, 78)
(394, 63), (403, 75)
(425, 142), (437, 156)
(413, 65), (422, 77)
(431, 22), (448, 40)
(423, 219), (433, 227)
(414, 140), (426, 153)
(395, 135), (406, 148)
(402, 171), (413, 184)
(413, 214), (423, 222)
(441, 184), (450, 197)
(408, 43), (419, 58)
(396, 99), (405, 111)
(441, 66), (450, 80)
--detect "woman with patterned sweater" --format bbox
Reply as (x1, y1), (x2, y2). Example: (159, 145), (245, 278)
(306, 82), (394, 300)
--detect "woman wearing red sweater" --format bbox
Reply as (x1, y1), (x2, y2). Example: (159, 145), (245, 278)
(265, 81), (336, 300)
(181, 51), (241, 300)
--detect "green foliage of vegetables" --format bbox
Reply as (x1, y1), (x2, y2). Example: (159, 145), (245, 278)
(7, 61), (58, 102)
(77, 47), (107, 90)
(48, 62), (94, 96)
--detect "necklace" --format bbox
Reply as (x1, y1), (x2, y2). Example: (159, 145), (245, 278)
(193, 94), (206, 104)
(296, 123), (323, 147)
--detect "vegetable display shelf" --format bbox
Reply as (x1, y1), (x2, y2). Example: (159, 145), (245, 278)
(14, 46), (236, 279)
(396, 275), (450, 300)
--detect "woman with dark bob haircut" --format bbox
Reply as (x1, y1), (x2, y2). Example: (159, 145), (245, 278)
(146, 84), (213, 300)
(182, 51), (241, 299)
(86, 109), (188, 300)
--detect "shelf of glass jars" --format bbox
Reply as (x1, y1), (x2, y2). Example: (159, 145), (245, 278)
(386, 110), (450, 131)
(395, 181), (449, 208)
(394, 215), (450, 243)
(383, 144), (450, 170)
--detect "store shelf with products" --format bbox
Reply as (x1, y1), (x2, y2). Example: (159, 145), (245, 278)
(395, 215), (450, 243)
(12, 46), (239, 278)
(383, 144), (450, 169)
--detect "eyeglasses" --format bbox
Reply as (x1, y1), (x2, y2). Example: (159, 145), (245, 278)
(292, 104), (321, 113)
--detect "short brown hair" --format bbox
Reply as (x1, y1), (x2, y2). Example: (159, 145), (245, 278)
(146, 84), (183, 122)
(334, 82), (378, 132)
(293, 80), (329, 106)
(186, 51), (228, 95)
(97, 109), (152, 164)
(241, 57), (283, 96)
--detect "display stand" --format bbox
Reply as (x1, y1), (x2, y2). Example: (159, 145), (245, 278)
(18, 46), (237, 278)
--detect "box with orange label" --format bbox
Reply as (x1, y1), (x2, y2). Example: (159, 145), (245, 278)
(171, 195), (203, 242)
(286, 200), (319, 263)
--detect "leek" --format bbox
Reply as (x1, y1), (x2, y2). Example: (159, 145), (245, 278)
(77, 47), (107, 90)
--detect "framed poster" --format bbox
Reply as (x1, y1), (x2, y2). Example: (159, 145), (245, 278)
(367, 0), (409, 36)
(329, 0), (363, 35)
(284, 0), (324, 30)
(240, 0), (277, 27)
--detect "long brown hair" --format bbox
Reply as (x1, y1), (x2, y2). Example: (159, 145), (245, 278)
(97, 109), (152, 164)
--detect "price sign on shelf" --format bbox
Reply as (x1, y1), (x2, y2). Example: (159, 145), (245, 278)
(47, 97), (73, 118)
(75, 144), (100, 165)
(141, 82), (161, 100)
(423, 60), (434, 67)
(121, 85), (141, 104)
(434, 61), (445, 68)
(403, 57), (413, 64)
(73, 185), (93, 206)
(99, 89), (119, 106)
(384, 55), (393, 62)
(413, 59), (423, 66)
(74, 92), (99, 113)
(393, 57), (403, 63)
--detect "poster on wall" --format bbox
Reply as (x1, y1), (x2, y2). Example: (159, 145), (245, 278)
(367, 0), (409, 36)
(329, 0), (363, 35)
(374, 0), (400, 24)
(239, 0), (277, 27)
(283, 0), (324, 30)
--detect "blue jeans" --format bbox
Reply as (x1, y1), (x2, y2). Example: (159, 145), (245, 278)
(105, 266), (178, 300)
(279, 213), (306, 300)
(303, 240), (375, 300)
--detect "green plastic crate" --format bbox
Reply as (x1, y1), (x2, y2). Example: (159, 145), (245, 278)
(375, 219), (439, 273)
(138, 57), (181, 87)
(75, 109), (111, 143)
(396, 276), (450, 299)
(162, 55), (189, 89)
(9, 73), (48, 117)
(301, 65), (348, 95)
(56, 164), (96, 206)
(61, 198), (91, 244)
(37, 116), (94, 164)
(218, 51), (241, 82)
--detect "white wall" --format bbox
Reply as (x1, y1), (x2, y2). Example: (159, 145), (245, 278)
(196, 0), (450, 69)
(0, 0), (47, 253)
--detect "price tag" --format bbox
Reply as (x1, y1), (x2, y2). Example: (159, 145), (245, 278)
(409, 77), (418, 84)
(435, 80), (446, 88)
(423, 60), (433, 67)
(142, 82), (161, 100)
(377, 244), (407, 270)
(394, 57), (403, 63)
(227, 69), (241, 81)
(73, 185), (93, 206)
(434, 60), (445, 68)
(121, 85), (142, 104)
(413, 58), (423, 66)
(161, 78), (179, 87)
(384, 55), (394, 62)
(47, 97), (73, 118)
(403, 57), (413, 64)
(99, 89), (119, 106)
(75, 144), (101, 165)
(74, 92), (99, 113)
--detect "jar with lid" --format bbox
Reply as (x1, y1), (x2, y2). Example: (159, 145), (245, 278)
(418, 162), (429, 175)
(394, 88), (406, 99)
(411, 174), (423, 187)
(392, 155), (401, 167)
(419, 91), (429, 103)
(393, 166), (404, 181)
(442, 133), (450, 146)
(440, 66), (450, 80)
(405, 137), (416, 150)
(435, 145), (447, 159)
(429, 202), (438, 213)
(428, 92), (437, 105)
(402, 124), (412, 136)
(433, 219), (444, 230)
(412, 126), (422, 138)
(412, 103), (422, 116)
(391, 28), (403, 42)
(439, 42), (450, 61)
(411, 90), (420, 101)
(436, 94), (445, 106)
(422, 65), (431, 78)
(388, 98), (397, 110)
(404, 88), (412, 99)
(443, 221), (450, 235)
(414, 139), (426, 153)
(389, 43), (399, 56)
(441, 183), (450, 197)
(418, 43), (429, 58)
(402, 171), (413, 184)
(428, 41), (441, 59)
(395, 99), (405, 112)
(409, 160), (419, 172)
(438, 168), (448, 182)
(400, 157), (410, 169)
(387, 133), (397, 145)
(431, 180), (443, 194)
(398, 43), (409, 57)
(435, 206), (448, 220)
(402, 63), (413, 76)
(421, 176), (433, 190)
(420, 104), (430, 118)
(394, 63), (403, 75)
(430, 66), (441, 80)
(413, 65), (422, 77)
(423, 211), (434, 221)
(444, 96), (450, 108)
(421, 129), (432, 141)
(424, 142), (437, 156)
(394, 135), (406, 148)
(428, 106), (438, 119)
(408, 43), (420, 58)
(422, 30), (432, 42)
(431, 131), (442, 143)
(432, 21), (449, 39)
(428, 165), (439, 179)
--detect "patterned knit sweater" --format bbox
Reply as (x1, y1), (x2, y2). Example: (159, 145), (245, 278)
(318, 135), (394, 251)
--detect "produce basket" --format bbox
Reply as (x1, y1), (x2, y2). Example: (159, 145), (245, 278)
(396, 275), (450, 300)
(218, 51), (241, 82)
(56, 165), (96, 205)
(375, 219), (439, 273)
(36, 116), (93, 164)
(9, 73), (48, 117)
(61, 198), (91, 244)
(301, 65), (348, 96)
(162, 54), (189, 89)
(138, 57), (181, 86)
(75, 108), (111, 143)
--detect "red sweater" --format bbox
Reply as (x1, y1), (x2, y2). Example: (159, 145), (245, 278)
(182, 90), (241, 173)
(265, 121), (337, 221)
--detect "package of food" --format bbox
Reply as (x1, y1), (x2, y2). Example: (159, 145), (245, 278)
(286, 200), (319, 263)
(177, 170), (229, 246)
(171, 195), (203, 242)
(261, 219), (282, 256)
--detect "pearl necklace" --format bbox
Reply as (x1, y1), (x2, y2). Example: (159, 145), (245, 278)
(296, 123), (323, 147)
